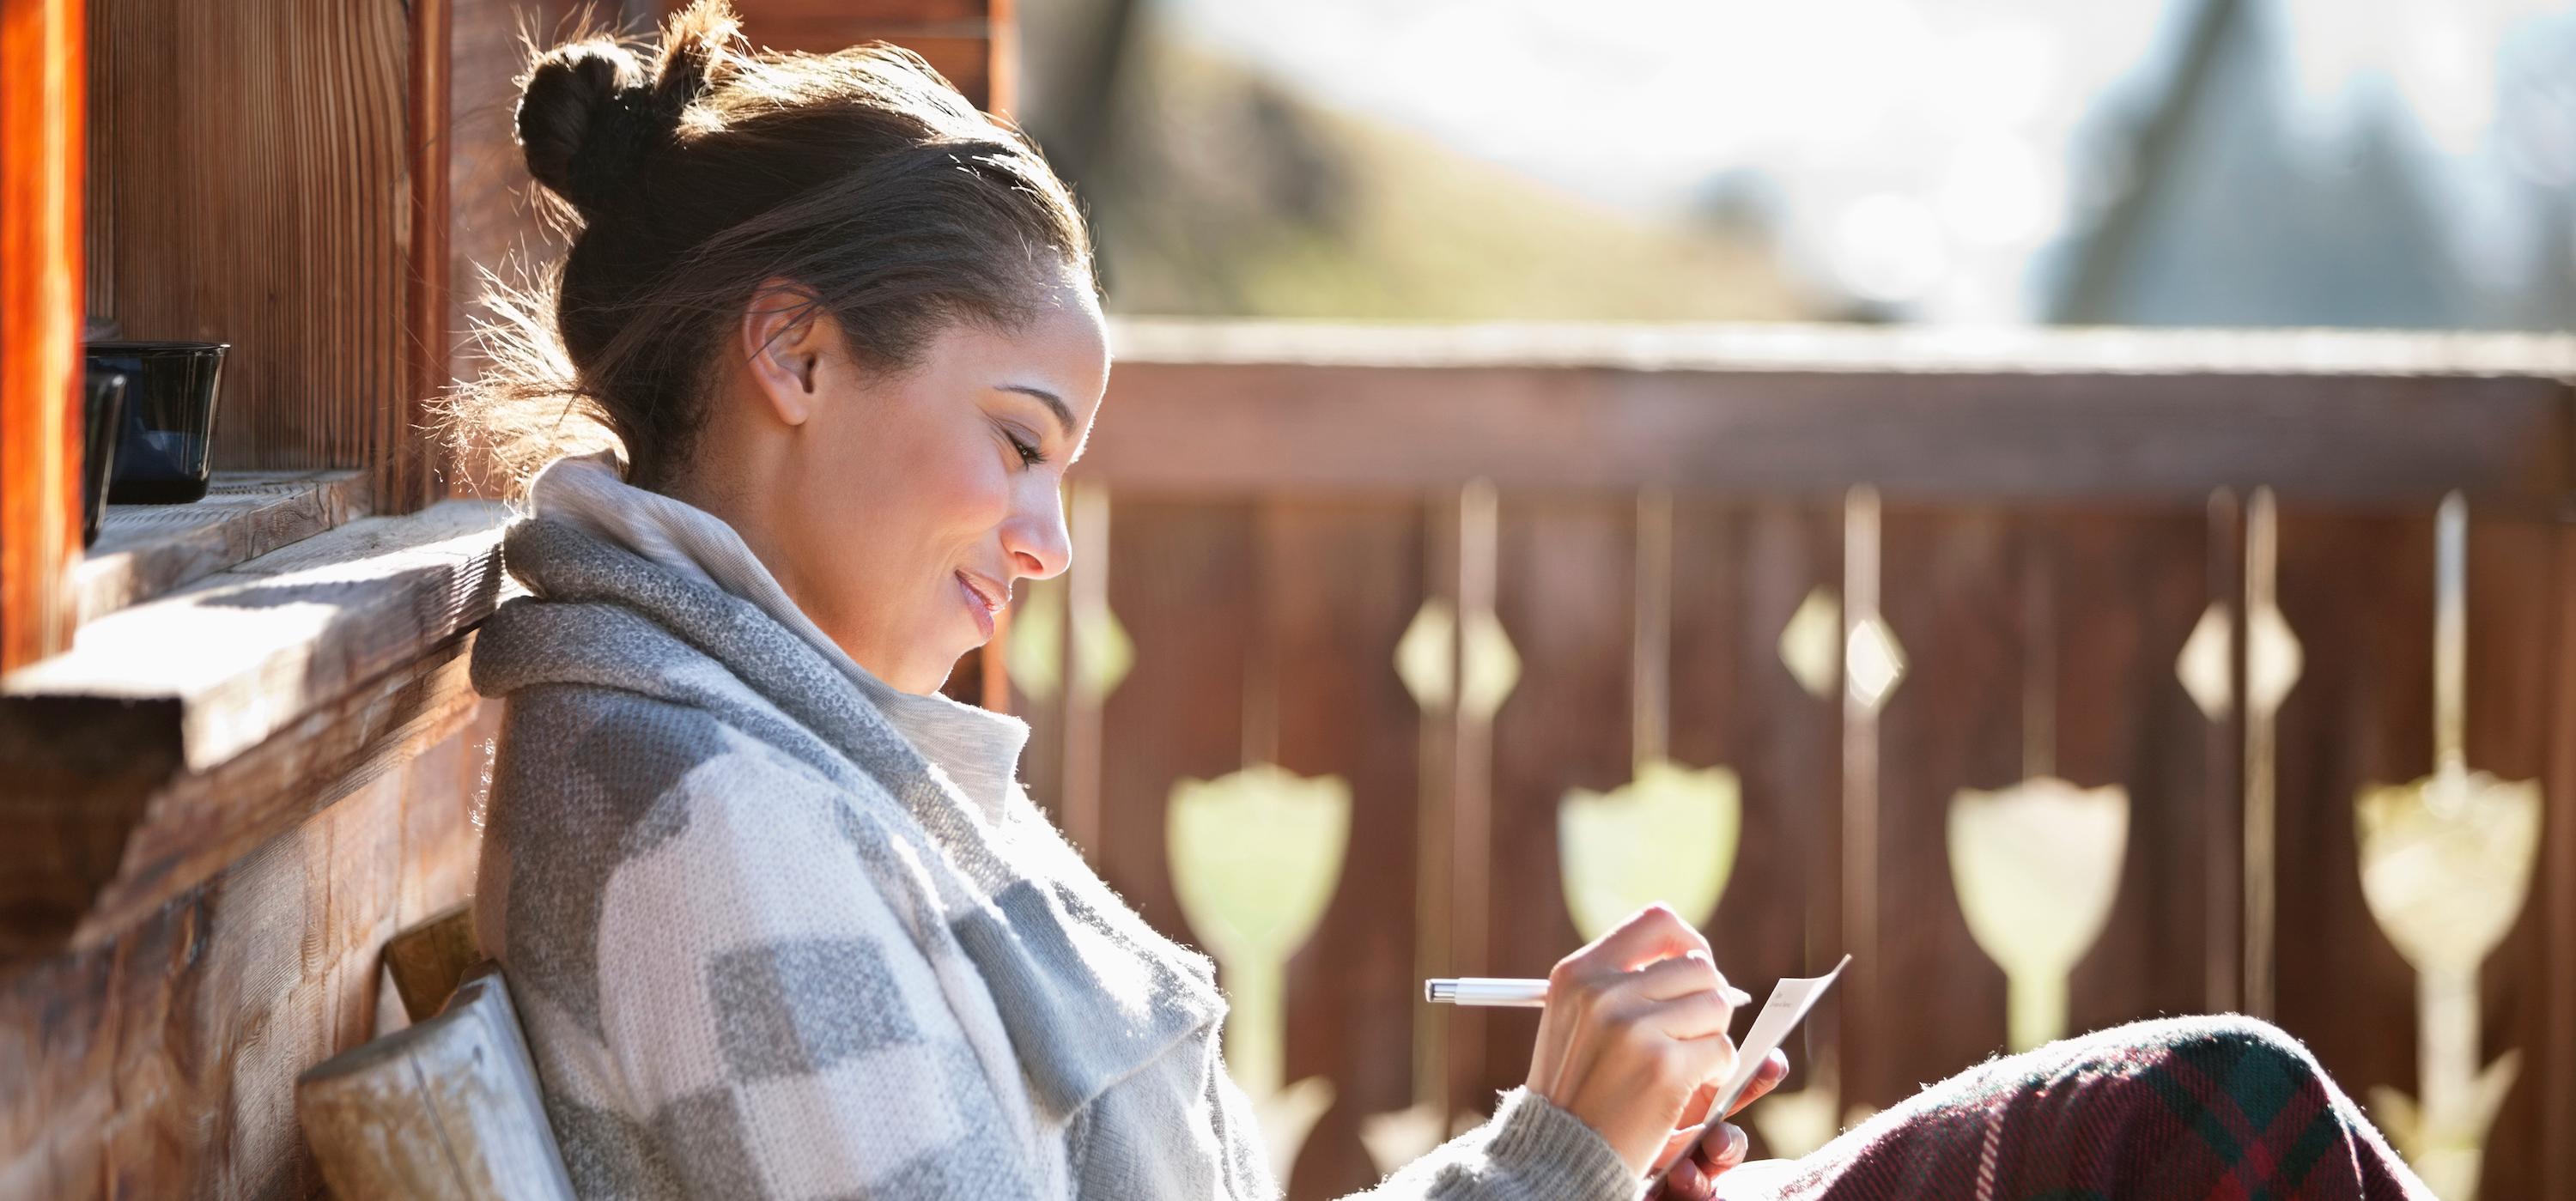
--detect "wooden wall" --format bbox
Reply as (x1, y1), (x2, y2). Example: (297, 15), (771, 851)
(683, 0), (1012, 111)
(0, 702), (496, 1200)
(82, 0), (416, 485)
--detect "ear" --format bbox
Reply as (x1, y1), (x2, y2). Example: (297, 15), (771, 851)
(739, 280), (833, 426)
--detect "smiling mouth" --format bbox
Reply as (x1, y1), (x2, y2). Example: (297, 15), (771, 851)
(955, 571), (1004, 614)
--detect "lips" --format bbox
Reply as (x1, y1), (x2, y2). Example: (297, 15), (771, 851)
(956, 570), (1004, 640)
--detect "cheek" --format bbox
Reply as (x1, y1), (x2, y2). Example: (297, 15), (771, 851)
(872, 415), (1012, 549)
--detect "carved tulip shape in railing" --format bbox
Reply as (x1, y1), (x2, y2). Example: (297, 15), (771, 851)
(2356, 766), (2541, 1201)
(1558, 759), (1742, 941)
(1947, 778), (2129, 1052)
(1168, 763), (1352, 1176)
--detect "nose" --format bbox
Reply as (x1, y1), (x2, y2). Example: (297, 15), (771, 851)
(1004, 480), (1072, 581)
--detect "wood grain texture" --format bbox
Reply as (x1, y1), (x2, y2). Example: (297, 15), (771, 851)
(1092, 325), (2576, 506)
(0, 0), (85, 672)
(84, 0), (410, 476)
(0, 700), (495, 1201)
(0, 502), (505, 961)
(0, 632), (489, 963)
(2545, 525), (2576, 1201)
(2044, 511), (2213, 1043)
(708, 0), (999, 107)
(2269, 507), (2433, 1124)
(76, 469), (370, 622)
(1095, 500), (1255, 946)
(390, 0), (451, 513)
(2455, 515), (2555, 1201)
(297, 972), (576, 1201)
(1863, 507), (2018, 1104)
(382, 902), (477, 1022)
(1666, 501), (1842, 1156)
(1261, 501), (1424, 1200)
(1476, 497), (1632, 1103)
(6, 500), (506, 773)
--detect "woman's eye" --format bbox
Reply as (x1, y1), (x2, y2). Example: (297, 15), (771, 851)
(1009, 433), (1048, 467)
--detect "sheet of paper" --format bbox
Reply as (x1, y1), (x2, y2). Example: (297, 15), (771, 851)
(1653, 954), (1852, 1190)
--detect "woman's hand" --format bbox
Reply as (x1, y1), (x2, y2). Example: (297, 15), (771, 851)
(1646, 1048), (1792, 1200)
(1522, 904), (1750, 1180)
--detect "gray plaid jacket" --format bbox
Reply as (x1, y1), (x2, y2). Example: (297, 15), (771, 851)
(470, 509), (1643, 1201)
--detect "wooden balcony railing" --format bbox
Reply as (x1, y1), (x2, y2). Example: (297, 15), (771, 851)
(1002, 319), (2576, 1201)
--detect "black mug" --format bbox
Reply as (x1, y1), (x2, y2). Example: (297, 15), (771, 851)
(81, 367), (128, 546)
(83, 340), (228, 504)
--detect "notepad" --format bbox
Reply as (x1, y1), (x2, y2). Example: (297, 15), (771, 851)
(1653, 954), (1853, 1189)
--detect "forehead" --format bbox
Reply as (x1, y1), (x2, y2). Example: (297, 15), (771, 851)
(945, 277), (1108, 409)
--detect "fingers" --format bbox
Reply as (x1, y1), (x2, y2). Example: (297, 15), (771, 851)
(1724, 1049), (1793, 1117)
(1575, 903), (1713, 974)
(1630, 950), (1750, 1008)
(1640, 986), (1741, 1045)
(1698, 1121), (1751, 1173)
(1651, 1123), (1749, 1201)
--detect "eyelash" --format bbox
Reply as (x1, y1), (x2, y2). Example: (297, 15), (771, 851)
(1008, 431), (1048, 468)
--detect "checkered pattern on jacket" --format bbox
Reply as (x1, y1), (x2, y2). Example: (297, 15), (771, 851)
(470, 514), (1643, 1201)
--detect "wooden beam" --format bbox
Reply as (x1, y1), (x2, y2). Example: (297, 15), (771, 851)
(0, 0), (84, 672)
(0, 500), (507, 961)
(390, 0), (453, 513)
(1092, 322), (2576, 506)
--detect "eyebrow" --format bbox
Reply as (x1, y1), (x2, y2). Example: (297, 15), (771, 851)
(998, 384), (1077, 440)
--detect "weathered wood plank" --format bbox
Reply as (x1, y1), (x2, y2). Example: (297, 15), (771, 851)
(1, 631), (488, 963)
(0, 501), (506, 961)
(2457, 516), (2556, 1201)
(6, 499), (507, 773)
(706, 0), (1000, 108)
(2045, 510), (2214, 1041)
(0, 701), (494, 1201)
(76, 469), (371, 622)
(296, 972), (575, 1201)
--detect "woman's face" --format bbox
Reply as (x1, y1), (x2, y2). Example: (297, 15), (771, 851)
(700, 265), (1109, 695)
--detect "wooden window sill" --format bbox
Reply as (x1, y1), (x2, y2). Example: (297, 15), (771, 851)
(1, 496), (516, 961)
(76, 469), (373, 624)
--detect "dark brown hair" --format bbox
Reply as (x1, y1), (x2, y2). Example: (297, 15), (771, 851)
(448, 1), (1094, 491)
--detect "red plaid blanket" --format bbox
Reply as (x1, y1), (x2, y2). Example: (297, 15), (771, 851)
(1728, 1016), (2433, 1201)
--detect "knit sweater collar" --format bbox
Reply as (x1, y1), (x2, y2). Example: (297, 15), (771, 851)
(521, 450), (1030, 822)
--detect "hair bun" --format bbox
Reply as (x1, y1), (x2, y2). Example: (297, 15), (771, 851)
(515, 3), (744, 218)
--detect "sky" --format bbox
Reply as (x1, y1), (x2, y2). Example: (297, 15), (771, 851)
(1157, 0), (2576, 322)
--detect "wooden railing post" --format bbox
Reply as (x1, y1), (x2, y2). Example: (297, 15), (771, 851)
(0, 0), (84, 672)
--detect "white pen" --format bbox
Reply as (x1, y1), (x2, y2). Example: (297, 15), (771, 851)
(1425, 976), (1753, 1009)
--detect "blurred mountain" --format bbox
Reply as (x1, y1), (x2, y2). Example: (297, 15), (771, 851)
(1018, 8), (1819, 320)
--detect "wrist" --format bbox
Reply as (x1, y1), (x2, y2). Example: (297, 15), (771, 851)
(1486, 1087), (1647, 1200)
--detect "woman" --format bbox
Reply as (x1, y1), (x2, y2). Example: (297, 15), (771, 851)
(459, 6), (2433, 1199)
